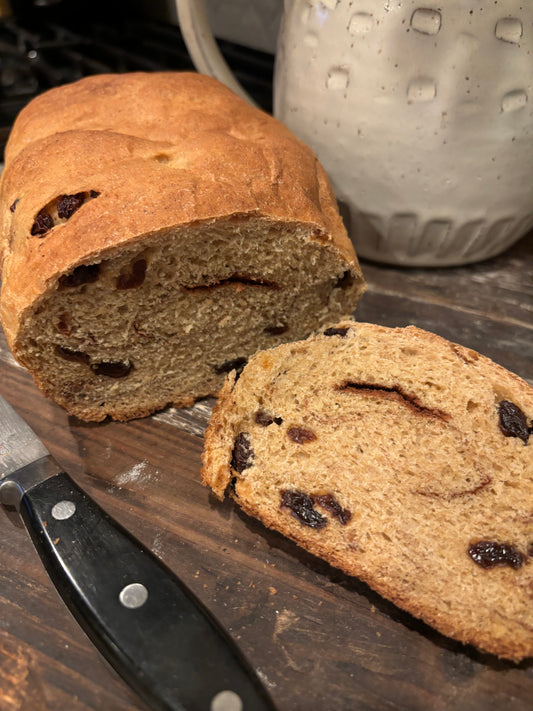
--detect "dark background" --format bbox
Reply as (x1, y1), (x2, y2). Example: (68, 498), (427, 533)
(0, 0), (274, 156)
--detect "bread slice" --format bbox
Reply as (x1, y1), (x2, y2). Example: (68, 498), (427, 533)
(0, 72), (364, 421)
(202, 321), (533, 661)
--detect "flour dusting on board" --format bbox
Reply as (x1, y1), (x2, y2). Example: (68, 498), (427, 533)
(115, 460), (158, 487)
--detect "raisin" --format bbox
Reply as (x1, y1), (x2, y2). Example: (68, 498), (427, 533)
(498, 400), (530, 445)
(57, 192), (85, 219)
(264, 324), (289, 336)
(214, 357), (247, 375)
(56, 346), (90, 364)
(313, 493), (352, 525)
(231, 433), (253, 473)
(334, 271), (354, 289)
(280, 490), (327, 529)
(91, 361), (132, 378)
(468, 541), (525, 569)
(89, 190), (100, 199)
(9, 199), (19, 213)
(59, 263), (100, 288)
(31, 210), (54, 236)
(255, 410), (283, 427)
(56, 314), (71, 336)
(324, 326), (349, 337)
(116, 259), (147, 290)
(287, 426), (317, 444)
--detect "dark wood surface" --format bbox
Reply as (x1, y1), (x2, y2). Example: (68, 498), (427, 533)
(1, 235), (532, 711)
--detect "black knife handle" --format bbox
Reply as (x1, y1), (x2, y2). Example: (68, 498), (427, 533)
(19, 470), (276, 711)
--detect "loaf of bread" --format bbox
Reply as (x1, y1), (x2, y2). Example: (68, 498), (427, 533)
(202, 321), (533, 661)
(0, 72), (364, 421)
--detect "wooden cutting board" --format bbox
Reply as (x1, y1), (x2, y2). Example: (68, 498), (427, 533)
(1, 235), (531, 711)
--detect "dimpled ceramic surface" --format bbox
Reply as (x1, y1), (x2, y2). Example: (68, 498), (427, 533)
(274, 0), (533, 265)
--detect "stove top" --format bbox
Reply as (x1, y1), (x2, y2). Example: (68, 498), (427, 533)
(0, 8), (274, 156)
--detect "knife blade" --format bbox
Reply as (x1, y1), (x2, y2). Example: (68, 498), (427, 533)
(0, 393), (276, 711)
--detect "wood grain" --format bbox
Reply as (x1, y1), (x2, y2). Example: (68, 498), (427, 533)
(0, 233), (531, 711)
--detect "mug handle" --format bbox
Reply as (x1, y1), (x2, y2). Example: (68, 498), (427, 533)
(175, 0), (259, 107)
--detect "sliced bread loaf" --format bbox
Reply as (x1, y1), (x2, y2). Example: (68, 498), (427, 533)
(0, 72), (364, 421)
(202, 321), (533, 661)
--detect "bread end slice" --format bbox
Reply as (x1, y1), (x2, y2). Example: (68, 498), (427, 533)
(202, 321), (533, 661)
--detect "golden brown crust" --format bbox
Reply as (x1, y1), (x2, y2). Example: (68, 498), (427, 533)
(0, 72), (359, 342)
(202, 374), (239, 497)
(201, 321), (533, 661)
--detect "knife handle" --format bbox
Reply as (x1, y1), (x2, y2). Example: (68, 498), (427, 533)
(19, 470), (276, 711)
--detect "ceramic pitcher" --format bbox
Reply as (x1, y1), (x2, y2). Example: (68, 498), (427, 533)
(177, 0), (533, 266)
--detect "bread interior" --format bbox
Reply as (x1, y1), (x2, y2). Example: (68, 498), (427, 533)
(15, 217), (362, 420)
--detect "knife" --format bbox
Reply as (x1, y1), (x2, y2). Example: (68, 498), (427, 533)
(0, 393), (276, 711)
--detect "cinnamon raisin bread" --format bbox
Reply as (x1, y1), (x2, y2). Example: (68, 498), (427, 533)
(202, 321), (533, 661)
(0, 72), (364, 421)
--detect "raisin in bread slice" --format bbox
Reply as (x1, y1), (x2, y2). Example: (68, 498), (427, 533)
(202, 321), (533, 661)
(0, 72), (364, 421)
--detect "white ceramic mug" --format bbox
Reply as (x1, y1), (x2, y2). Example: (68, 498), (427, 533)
(177, 0), (533, 266)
